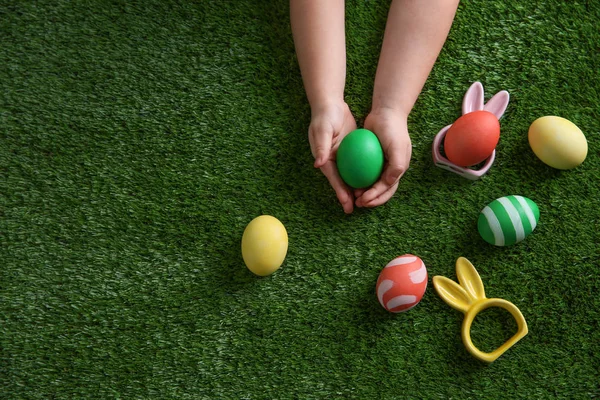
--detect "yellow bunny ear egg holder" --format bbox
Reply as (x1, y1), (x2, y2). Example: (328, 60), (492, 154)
(433, 257), (528, 363)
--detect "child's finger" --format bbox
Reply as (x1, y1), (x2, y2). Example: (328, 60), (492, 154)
(355, 180), (388, 207)
(355, 162), (405, 207)
(309, 125), (334, 168)
(320, 161), (354, 214)
(354, 189), (366, 198)
(383, 157), (407, 186)
(382, 140), (411, 185)
(360, 181), (399, 208)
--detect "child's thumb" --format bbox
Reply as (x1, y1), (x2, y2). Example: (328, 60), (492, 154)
(313, 136), (332, 168)
(384, 152), (408, 185)
(384, 164), (405, 185)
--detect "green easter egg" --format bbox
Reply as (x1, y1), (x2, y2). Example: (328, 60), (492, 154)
(477, 195), (540, 246)
(336, 129), (384, 189)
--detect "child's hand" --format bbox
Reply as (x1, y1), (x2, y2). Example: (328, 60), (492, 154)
(309, 102), (357, 214)
(355, 108), (412, 208)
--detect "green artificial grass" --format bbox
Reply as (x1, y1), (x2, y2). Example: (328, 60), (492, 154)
(2, 0), (599, 398)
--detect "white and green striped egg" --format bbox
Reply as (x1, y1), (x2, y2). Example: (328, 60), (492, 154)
(478, 195), (540, 246)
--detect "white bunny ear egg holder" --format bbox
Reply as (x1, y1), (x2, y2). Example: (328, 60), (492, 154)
(432, 82), (510, 180)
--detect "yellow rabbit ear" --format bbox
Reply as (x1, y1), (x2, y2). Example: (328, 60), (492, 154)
(456, 257), (486, 301)
(433, 276), (473, 313)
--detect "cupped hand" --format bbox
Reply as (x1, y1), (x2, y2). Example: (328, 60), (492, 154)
(308, 102), (357, 214)
(355, 108), (412, 208)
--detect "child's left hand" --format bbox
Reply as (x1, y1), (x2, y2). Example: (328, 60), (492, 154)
(355, 108), (412, 208)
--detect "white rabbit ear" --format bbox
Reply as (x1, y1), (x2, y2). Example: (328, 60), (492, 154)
(462, 82), (484, 114)
(455, 257), (486, 301)
(483, 90), (510, 120)
(433, 276), (472, 313)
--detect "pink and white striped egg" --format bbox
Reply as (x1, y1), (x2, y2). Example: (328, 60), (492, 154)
(376, 254), (428, 313)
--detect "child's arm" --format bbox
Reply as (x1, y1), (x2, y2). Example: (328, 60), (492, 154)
(291, 0), (357, 214)
(290, 0), (346, 114)
(372, 0), (459, 117)
(356, 0), (459, 208)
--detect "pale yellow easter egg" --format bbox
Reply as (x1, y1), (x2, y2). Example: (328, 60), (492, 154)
(241, 215), (288, 276)
(528, 116), (587, 170)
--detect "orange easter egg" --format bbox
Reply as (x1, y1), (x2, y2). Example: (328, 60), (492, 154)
(376, 254), (428, 313)
(444, 111), (500, 167)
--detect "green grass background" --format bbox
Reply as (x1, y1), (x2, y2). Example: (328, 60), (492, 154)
(2, 0), (599, 398)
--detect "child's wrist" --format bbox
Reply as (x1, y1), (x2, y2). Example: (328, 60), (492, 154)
(310, 98), (346, 117)
(370, 104), (409, 121)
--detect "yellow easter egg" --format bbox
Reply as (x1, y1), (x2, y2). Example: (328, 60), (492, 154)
(241, 215), (288, 276)
(528, 116), (587, 169)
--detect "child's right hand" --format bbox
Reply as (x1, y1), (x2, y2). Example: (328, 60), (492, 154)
(354, 108), (412, 208)
(308, 102), (357, 214)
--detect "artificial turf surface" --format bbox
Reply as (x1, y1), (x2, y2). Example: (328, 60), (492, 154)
(1, 0), (599, 398)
